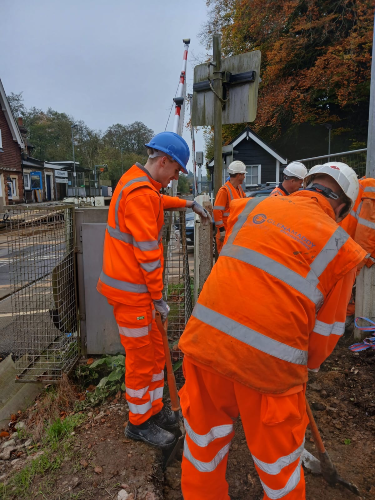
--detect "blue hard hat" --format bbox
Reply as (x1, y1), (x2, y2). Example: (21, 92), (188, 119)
(145, 132), (190, 174)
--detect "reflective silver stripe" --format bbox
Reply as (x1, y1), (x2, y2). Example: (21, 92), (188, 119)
(224, 212), (230, 217)
(140, 260), (161, 272)
(118, 325), (149, 338)
(313, 319), (345, 337)
(100, 271), (148, 293)
(193, 303), (307, 365)
(126, 386), (149, 398)
(151, 370), (164, 382)
(107, 224), (133, 243)
(260, 459), (302, 500)
(115, 176), (150, 228)
(225, 184), (234, 201)
(226, 197), (267, 247)
(364, 186), (375, 193)
(107, 224), (159, 251)
(220, 245), (323, 307)
(149, 387), (163, 403)
(184, 418), (233, 447)
(183, 438), (230, 473)
(213, 205), (225, 210)
(127, 400), (152, 415)
(252, 439), (305, 475)
(357, 216), (375, 230)
(215, 220), (224, 226)
(308, 226), (349, 278)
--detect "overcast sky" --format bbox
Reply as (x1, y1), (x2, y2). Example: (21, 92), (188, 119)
(1, 0), (210, 172)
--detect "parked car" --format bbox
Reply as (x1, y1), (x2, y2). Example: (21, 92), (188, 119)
(246, 187), (274, 198)
(175, 211), (216, 250)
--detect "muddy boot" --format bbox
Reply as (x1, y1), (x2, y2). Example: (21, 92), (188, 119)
(125, 419), (176, 449)
(152, 406), (179, 431)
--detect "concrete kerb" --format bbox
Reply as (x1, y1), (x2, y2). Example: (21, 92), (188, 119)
(0, 355), (43, 429)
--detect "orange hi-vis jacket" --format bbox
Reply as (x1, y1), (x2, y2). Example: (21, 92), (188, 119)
(213, 181), (246, 231)
(340, 177), (375, 268)
(270, 183), (289, 196)
(97, 163), (186, 306)
(179, 191), (366, 394)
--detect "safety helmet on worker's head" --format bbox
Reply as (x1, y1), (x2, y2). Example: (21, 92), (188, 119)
(304, 162), (359, 217)
(227, 160), (246, 175)
(145, 132), (190, 174)
(283, 161), (307, 180)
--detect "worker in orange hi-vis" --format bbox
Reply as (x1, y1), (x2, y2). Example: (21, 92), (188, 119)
(178, 162), (366, 500)
(213, 160), (246, 254)
(338, 175), (375, 325)
(97, 132), (211, 449)
(270, 162), (308, 196)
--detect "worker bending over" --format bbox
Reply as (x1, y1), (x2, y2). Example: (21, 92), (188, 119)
(178, 162), (365, 500)
(97, 132), (210, 449)
(271, 161), (307, 196)
(213, 161), (246, 253)
(339, 176), (375, 323)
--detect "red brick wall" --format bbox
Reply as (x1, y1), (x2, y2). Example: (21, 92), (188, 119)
(0, 107), (23, 204)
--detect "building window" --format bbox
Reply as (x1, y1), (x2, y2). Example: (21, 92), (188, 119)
(24, 173), (31, 190)
(9, 176), (19, 200)
(0, 129), (3, 152)
(245, 165), (261, 187)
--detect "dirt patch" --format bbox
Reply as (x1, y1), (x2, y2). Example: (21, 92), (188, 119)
(163, 339), (375, 499)
(1, 339), (374, 499)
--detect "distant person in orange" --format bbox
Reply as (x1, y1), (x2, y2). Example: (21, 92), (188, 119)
(270, 161), (307, 196)
(339, 175), (375, 326)
(97, 132), (210, 449)
(178, 162), (365, 500)
(213, 161), (246, 253)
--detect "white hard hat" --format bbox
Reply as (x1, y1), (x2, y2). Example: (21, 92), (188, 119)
(228, 160), (246, 175)
(283, 161), (307, 179)
(304, 162), (359, 217)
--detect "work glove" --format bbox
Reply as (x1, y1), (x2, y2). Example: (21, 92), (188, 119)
(153, 298), (170, 323)
(192, 201), (212, 223)
(219, 228), (226, 242)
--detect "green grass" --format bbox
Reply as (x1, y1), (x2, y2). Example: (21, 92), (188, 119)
(0, 413), (85, 500)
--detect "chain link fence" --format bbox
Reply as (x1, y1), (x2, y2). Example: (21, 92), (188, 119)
(163, 210), (193, 386)
(0, 205), (79, 382)
(296, 149), (367, 177)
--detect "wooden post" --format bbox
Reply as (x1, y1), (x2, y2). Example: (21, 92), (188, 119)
(213, 34), (223, 197)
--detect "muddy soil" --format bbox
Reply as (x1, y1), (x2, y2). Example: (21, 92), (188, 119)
(163, 339), (375, 499)
(1, 338), (374, 499)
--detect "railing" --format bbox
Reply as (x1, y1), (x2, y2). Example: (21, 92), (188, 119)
(296, 149), (367, 177)
(0, 205), (79, 382)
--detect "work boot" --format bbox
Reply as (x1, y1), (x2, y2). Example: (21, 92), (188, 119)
(125, 419), (176, 449)
(152, 406), (179, 431)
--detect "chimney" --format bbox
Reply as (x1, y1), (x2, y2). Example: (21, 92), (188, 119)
(18, 117), (23, 127)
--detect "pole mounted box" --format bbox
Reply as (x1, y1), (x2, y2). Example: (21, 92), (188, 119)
(196, 151), (204, 165)
(191, 50), (261, 126)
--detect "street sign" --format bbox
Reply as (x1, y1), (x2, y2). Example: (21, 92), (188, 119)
(192, 50), (261, 126)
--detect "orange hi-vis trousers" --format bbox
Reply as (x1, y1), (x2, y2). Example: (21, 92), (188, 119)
(109, 300), (165, 425)
(180, 358), (309, 500)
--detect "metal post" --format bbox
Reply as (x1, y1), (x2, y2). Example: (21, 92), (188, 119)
(355, 11), (375, 339)
(366, 12), (375, 178)
(188, 93), (197, 195)
(213, 34), (223, 197)
(71, 124), (77, 198)
(328, 126), (331, 160)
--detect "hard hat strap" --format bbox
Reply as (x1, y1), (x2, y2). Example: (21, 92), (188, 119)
(306, 183), (340, 200)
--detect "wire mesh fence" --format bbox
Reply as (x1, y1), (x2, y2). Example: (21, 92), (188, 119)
(0, 205), (79, 382)
(296, 149), (367, 177)
(163, 210), (193, 386)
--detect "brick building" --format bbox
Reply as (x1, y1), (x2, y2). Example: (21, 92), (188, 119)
(0, 79), (25, 208)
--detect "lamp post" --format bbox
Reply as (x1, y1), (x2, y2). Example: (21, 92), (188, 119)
(71, 123), (78, 197)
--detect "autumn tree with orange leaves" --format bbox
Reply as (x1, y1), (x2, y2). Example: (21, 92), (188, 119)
(200, 0), (374, 159)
